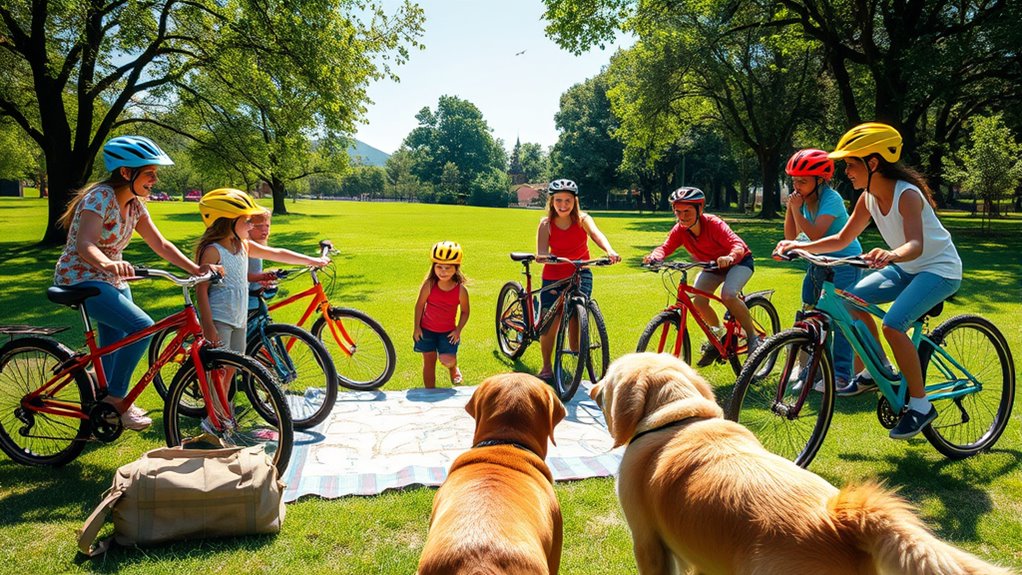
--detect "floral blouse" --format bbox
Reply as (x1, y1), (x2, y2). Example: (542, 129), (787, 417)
(54, 185), (149, 289)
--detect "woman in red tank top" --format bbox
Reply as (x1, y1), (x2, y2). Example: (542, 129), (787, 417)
(413, 241), (471, 388)
(535, 179), (621, 382)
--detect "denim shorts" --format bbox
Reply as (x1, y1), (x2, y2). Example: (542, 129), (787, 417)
(414, 328), (460, 355)
(845, 265), (961, 331)
(540, 269), (593, 312)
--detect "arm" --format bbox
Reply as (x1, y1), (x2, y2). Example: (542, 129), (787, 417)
(643, 224), (684, 263)
(865, 189), (925, 268)
(580, 214), (621, 263)
(135, 215), (204, 275)
(783, 198), (798, 241)
(74, 210), (134, 278)
(787, 193), (836, 240)
(194, 246), (222, 347)
(412, 282), (430, 342)
(536, 218), (551, 258)
(775, 194), (872, 256)
(247, 242), (329, 268)
(711, 218), (748, 269)
(448, 286), (471, 344)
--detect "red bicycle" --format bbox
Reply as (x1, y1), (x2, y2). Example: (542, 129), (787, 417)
(636, 260), (780, 375)
(0, 268), (293, 474)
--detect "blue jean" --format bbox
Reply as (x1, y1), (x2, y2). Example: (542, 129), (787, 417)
(802, 264), (861, 382)
(75, 281), (155, 398)
(845, 265), (961, 332)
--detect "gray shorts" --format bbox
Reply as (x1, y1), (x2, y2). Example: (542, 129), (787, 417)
(214, 321), (247, 354)
(693, 261), (754, 300)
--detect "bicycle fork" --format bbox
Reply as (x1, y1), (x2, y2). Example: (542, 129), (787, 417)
(777, 313), (830, 419)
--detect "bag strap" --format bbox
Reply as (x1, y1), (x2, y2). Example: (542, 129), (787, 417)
(76, 489), (124, 556)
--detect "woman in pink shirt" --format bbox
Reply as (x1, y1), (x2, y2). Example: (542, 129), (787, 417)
(413, 241), (470, 388)
(643, 187), (761, 365)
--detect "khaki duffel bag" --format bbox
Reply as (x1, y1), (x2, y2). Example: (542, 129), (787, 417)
(77, 438), (286, 555)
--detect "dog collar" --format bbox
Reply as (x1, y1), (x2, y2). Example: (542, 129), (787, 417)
(629, 416), (704, 445)
(473, 439), (538, 457)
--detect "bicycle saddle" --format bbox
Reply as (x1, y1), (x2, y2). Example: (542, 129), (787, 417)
(510, 252), (536, 262)
(918, 300), (944, 321)
(47, 285), (101, 307)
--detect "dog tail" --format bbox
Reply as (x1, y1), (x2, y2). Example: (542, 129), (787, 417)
(829, 483), (1015, 575)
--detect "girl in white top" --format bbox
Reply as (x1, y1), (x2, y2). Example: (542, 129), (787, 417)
(775, 123), (962, 440)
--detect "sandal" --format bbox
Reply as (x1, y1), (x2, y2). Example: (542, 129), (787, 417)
(450, 368), (463, 385)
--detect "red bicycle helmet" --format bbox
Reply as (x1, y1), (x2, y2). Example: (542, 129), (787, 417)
(785, 149), (834, 181)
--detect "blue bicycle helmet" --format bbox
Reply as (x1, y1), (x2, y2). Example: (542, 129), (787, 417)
(103, 136), (174, 172)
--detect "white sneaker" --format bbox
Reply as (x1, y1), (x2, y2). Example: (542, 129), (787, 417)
(121, 404), (152, 431)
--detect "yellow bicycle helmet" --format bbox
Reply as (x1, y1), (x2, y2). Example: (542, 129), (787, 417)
(198, 188), (265, 227)
(829, 122), (903, 163)
(431, 241), (463, 265)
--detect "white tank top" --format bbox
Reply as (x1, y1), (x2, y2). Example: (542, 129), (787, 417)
(207, 242), (249, 328)
(865, 180), (962, 279)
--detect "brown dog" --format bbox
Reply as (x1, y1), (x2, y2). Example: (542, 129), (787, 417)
(417, 373), (566, 575)
(591, 352), (1014, 575)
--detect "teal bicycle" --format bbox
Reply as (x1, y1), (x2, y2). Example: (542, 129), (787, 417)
(728, 249), (1015, 468)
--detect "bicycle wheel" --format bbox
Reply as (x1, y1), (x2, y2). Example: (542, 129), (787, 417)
(496, 281), (529, 360)
(164, 348), (293, 475)
(745, 296), (782, 374)
(248, 323), (337, 429)
(636, 310), (692, 364)
(0, 337), (92, 466)
(311, 307), (396, 391)
(553, 301), (588, 402)
(585, 300), (610, 385)
(147, 326), (194, 401)
(920, 314), (1015, 459)
(728, 328), (834, 468)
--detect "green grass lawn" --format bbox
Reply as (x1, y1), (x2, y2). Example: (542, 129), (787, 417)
(0, 197), (1019, 573)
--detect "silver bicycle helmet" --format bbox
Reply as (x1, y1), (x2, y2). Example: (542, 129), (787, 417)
(548, 179), (579, 195)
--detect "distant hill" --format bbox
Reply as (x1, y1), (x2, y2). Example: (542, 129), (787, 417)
(348, 139), (390, 167)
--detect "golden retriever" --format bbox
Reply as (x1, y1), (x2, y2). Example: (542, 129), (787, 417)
(417, 373), (566, 575)
(591, 352), (1014, 575)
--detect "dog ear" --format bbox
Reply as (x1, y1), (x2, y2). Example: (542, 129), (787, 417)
(547, 386), (566, 445)
(589, 381), (605, 408)
(465, 384), (482, 420)
(606, 371), (649, 448)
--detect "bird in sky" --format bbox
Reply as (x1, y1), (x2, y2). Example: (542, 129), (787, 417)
(515, 49), (526, 56)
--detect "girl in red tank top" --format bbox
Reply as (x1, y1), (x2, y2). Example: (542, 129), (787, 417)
(535, 179), (621, 383)
(413, 241), (471, 388)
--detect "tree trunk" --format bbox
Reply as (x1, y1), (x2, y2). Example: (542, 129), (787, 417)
(755, 149), (782, 219)
(270, 176), (289, 215)
(41, 147), (92, 246)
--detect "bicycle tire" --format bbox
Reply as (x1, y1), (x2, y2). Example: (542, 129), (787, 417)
(920, 314), (1015, 459)
(585, 300), (610, 385)
(248, 323), (337, 429)
(636, 310), (692, 365)
(496, 281), (529, 360)
(163, 348), (293, 475)
(553, 300), (588, 402)
(311, 307), (396, 391)
(744, 296), (782, 375)
(0, 337), (91, 466)
(147, 326), (194, 402)
(728, 328), (834, 468)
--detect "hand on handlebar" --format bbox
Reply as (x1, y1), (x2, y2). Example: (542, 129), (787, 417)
(773, 240), (802, 261)
(606, 251), (621, 264)
(104, 260), (136, 279)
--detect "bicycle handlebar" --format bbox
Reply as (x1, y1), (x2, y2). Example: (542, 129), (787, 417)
(777, 249), (871, 268)
(642, 260), (718, 272)
(131, 266), (222, 287)
(540, 255), (614, 267)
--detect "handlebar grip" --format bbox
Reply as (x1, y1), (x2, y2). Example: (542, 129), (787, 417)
(132, 266), (150, 277)
(319, 239), (333, 249)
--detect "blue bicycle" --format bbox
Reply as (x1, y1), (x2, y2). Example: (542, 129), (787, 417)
(728, 249), (1015, 468)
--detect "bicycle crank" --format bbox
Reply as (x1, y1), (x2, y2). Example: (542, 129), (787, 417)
(89, 402), (124, 442)
(876, 397), (900, 429)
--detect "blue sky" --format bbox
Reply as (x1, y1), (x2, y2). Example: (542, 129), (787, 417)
(354, 1), (633, 154)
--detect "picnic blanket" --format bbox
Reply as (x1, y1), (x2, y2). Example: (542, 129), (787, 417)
(280, 382), (621, 502)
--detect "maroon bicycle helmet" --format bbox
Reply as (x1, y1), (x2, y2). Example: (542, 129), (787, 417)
(785, 149), (834, 181)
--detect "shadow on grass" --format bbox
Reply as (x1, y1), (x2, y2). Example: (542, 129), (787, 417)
(838, 448), (1021, 543)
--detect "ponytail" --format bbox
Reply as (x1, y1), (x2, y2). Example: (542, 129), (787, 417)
(873, 158), (937, 209)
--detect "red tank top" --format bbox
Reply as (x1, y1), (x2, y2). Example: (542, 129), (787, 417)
(421, 281), (461, 332)
(543, 216), (590, 281)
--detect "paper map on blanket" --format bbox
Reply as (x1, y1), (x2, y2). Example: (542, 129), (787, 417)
(280, 383), (621, 502)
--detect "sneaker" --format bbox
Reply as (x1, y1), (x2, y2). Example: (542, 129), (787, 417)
(696, 340), (721, 367)
(536, 370), (555, 383)
(889, 405), (938, 440)
(451, 368), (463, 385)
(121, 405), (152, 431)
(837, 373), (879, 397)
(790, 368), (825, 393)
(127, 404), (150, 417)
